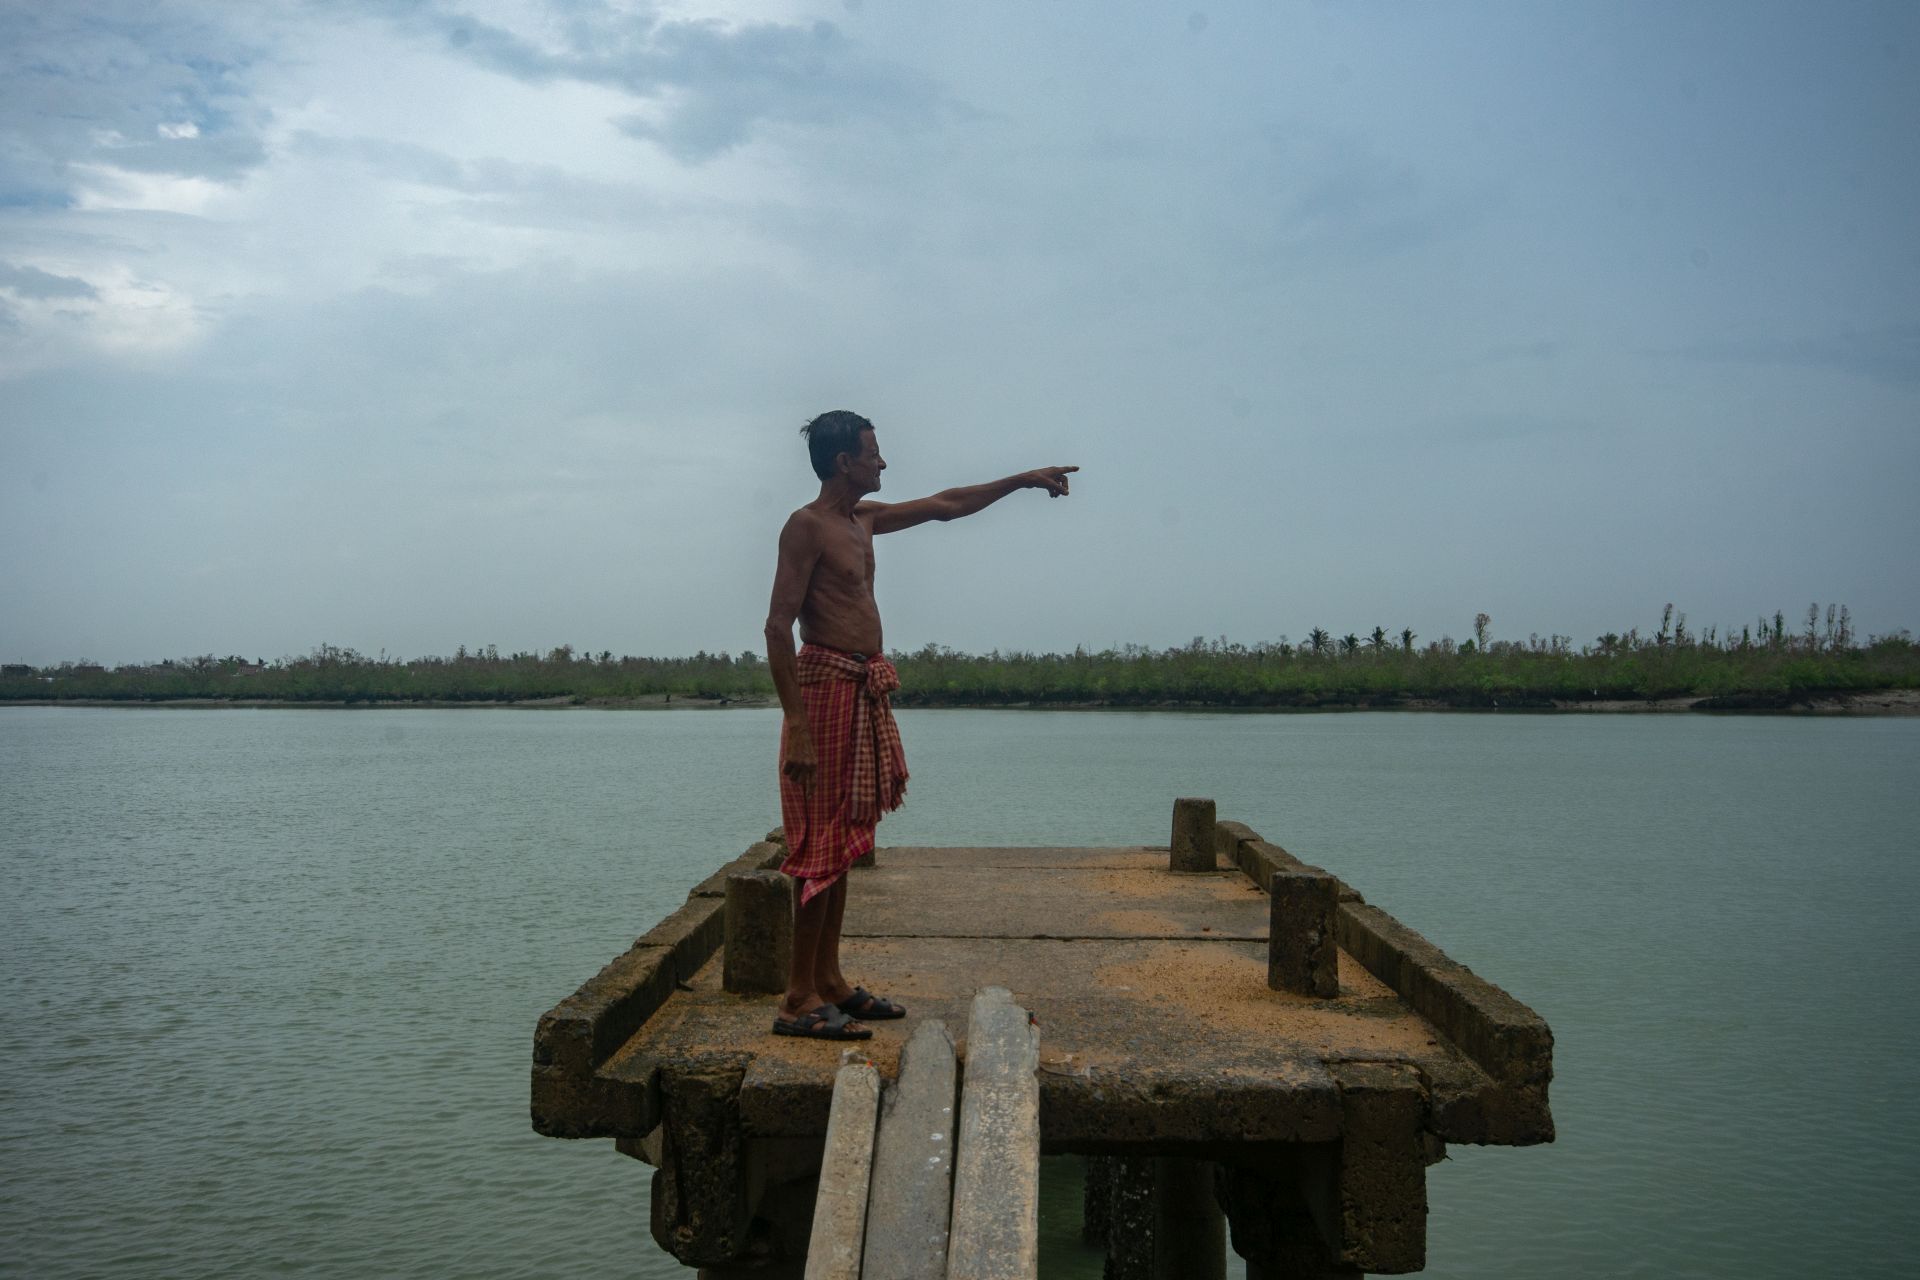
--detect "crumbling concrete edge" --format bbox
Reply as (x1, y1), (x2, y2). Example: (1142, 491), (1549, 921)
(533, 838), (779, 1138)
(1216, 819), (1554, 1147)
(1337, 902), (1554, 1145)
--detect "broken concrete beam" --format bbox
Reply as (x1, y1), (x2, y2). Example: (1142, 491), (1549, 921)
(803, 1061), (881, 1280)
(1336, 901), (1554, 1145)
(724, 870), (794, 995)
(1170, 797), (1218, 871)
(1269, 867), (1339, 997)
(863, 1021), (958, 1280)
(947, 987), (1041, 1280)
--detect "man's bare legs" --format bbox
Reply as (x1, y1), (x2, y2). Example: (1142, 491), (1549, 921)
(815, 877), (855, 1006)
(779, 876), (861, 1025)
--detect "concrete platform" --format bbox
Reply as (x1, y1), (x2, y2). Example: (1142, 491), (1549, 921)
(533, 822), (1555, 1275)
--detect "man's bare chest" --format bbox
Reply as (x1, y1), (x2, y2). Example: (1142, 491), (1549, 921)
(815, 523), (875, 589)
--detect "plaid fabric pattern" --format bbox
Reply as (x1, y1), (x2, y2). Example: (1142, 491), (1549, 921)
(779, 645), (909, 905)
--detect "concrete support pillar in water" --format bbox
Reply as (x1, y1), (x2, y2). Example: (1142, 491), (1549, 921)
(1170, 797), (1218, 872)
(724, 869), (793, 995)
(1151, 1156), (1226, 1280)
(1081, 1154), (1226, 1280)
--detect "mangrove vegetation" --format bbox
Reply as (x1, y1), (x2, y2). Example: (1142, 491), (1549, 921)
(6, 605), (1915, 710)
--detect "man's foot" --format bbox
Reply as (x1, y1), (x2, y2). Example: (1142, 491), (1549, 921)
(835, 986), (908, 1020)
(772, 1004), (872, 1040)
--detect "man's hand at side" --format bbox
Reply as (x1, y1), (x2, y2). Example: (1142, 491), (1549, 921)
(782, 718), (817, 792)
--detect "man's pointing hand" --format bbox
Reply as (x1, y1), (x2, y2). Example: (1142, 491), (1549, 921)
(1026, 465), (1079, 497)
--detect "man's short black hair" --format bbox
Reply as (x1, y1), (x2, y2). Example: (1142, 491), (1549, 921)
(800, 410), (874, 481)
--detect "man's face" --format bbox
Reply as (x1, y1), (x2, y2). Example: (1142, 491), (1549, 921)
(843, 429), (886, 494)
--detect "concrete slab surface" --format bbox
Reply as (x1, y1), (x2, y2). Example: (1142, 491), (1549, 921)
(591, 847), (1531, 1151)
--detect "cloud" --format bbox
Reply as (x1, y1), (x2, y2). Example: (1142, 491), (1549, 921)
(0, 263), (98, 300)
(378, 1), (944, 162)
(0, 1), (273, 206)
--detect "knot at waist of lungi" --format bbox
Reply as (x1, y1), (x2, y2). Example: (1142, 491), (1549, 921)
(795, 645), (907, 823)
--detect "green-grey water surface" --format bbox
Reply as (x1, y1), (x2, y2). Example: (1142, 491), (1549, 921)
(2, 706), (1916, 1277)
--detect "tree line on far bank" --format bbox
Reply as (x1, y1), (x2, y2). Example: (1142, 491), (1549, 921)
(5, 605), (1914, 710)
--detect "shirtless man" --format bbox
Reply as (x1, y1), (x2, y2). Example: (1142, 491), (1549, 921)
(763, 409), (1077, 1039)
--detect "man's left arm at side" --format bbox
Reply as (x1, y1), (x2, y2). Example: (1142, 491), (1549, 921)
(765, 512), (821, 790)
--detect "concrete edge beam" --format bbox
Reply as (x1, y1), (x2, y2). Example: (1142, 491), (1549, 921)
(1269, 869), (1339, 998)
(863, 1021), (959, 1280)
(947, 987), (1042, 1280)
(690, 842), (789, 897)
(724, 870), (794, 995)
(531, 1059), (659, 1138)
(803, 1062), (882, 1280)
(1170, 798), (1218, 872)
(1037, 1069), (1344, 1147)
(740, 1065), (837, 1138)
(1336, 902), (1554, 1145)
(636, 895), (728, 984)
(533, 942), (677, 1077)
(1228, 835), (1363, 906)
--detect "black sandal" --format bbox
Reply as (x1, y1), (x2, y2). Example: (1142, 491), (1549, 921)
(836, 986), (907, 1020)
(772, 1004), (872, 1040)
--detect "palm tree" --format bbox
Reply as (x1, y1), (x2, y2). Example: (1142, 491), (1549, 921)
(1368, 626), (1388, 651)
(1339, 633), (1360, 657)
(1307, 627), (1331, 656)
(1400, 627), (1417, 652)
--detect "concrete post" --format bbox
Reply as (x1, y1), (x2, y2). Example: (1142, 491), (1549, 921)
(1268, 867), (1339, 997)
(724, 870), (793, 995)
(1170, 797), (1217, 872)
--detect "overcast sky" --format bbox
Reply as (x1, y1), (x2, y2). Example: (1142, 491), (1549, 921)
(3, 0), (1916, 666)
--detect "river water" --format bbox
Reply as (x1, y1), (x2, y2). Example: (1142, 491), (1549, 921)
(2, 706), (1916, 1277)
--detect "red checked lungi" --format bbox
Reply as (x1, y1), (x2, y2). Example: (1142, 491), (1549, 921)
(779, 644), (909, 906)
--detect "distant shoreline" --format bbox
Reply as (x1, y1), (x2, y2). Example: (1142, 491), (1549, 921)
(6, 689), (1918, 715)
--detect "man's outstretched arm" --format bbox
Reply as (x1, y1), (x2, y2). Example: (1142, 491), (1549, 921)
(862, 465), (1079, 535)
